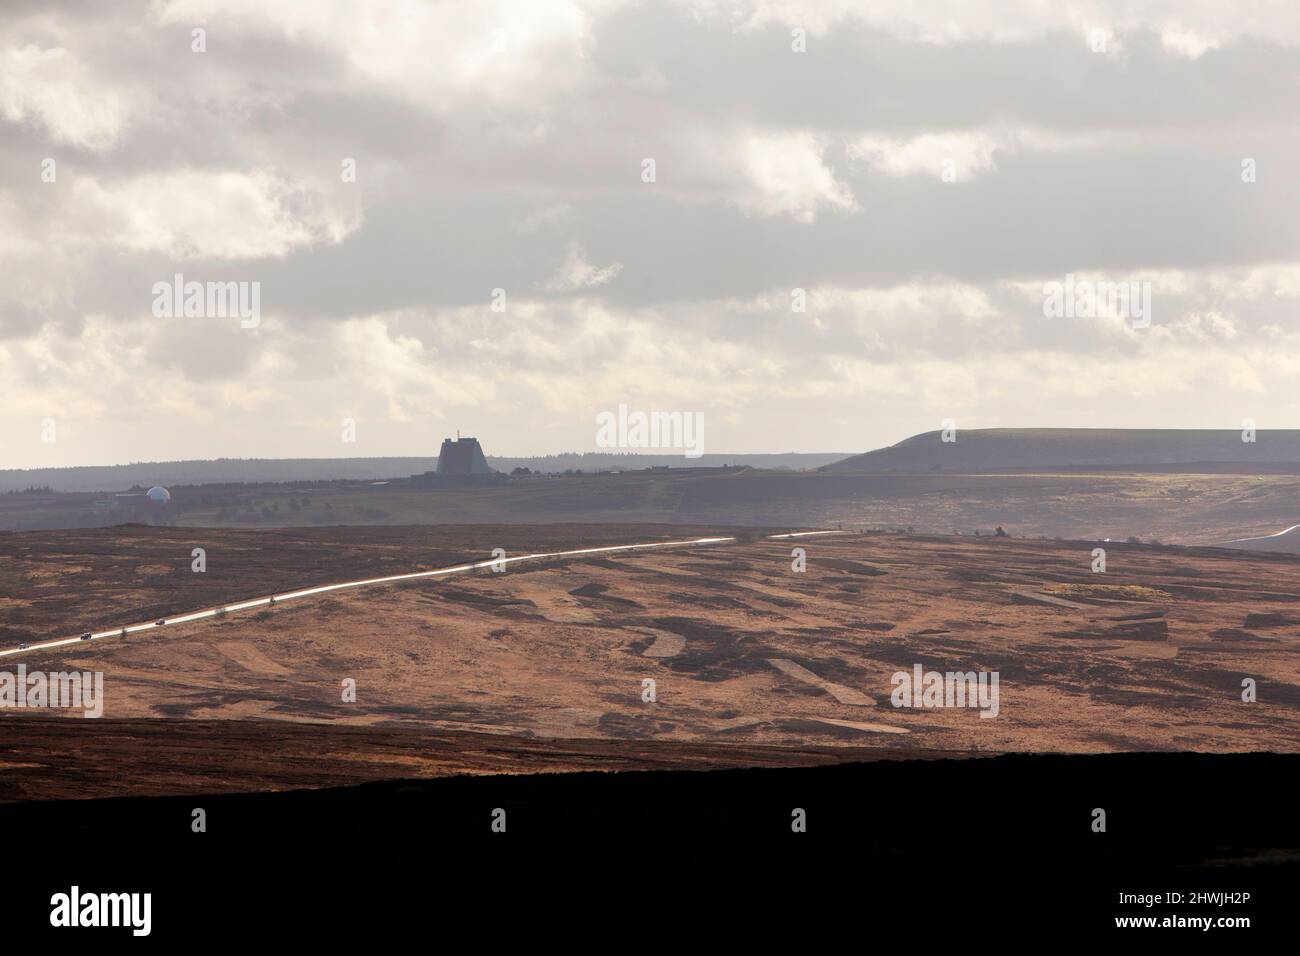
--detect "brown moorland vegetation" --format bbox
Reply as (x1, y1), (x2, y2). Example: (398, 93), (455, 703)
(1, 526), (1297, 802)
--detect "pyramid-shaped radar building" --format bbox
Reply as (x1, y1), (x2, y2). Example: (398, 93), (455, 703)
(436, 436), (493, 476)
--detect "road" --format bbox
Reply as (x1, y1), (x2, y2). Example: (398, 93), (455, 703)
(1227, 523), (1300, 544)
(0, 529), (844, 660)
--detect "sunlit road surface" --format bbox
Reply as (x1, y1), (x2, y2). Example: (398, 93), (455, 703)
(1227, 523), (1300, 544)
(768, 531), (848, 539)
(0, 531), (844, 659)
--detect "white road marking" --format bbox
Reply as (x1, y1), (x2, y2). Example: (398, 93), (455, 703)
(1, 531), (831, 659)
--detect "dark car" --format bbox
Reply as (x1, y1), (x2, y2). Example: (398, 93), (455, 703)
(155, 619), (166, 626)
(79, 632), (92, 640)
(18, 643), (28, 650)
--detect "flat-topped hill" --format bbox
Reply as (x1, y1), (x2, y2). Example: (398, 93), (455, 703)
(823, 428), (1300, 474)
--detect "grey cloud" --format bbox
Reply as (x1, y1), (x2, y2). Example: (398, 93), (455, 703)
(2, 1), (1299, 467)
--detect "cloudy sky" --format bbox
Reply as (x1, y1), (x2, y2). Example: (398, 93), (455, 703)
(2, 1), (1300, 468)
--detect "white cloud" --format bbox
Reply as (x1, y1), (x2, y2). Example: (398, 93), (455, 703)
(732, 132), (856, 222)
(1156, 310), (1240, 342)
(686, 1), (1300, 50)
(154, 0), (613, 112)
(543, 243), (623, 291)
(848, 131), (1001, 182)
(0, 45), (137, 149)
(1161, 27), (1219, 59)
(73, 169), (360, 260)
(333, 315), (488, 420)
(1005, 264), (1300, 304)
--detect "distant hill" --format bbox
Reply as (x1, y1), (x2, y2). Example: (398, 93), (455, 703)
(1223, 524), (1300, 553)
(0, 453), (849, 493)
(822, 429), (1300, 474)
(490, 452), (849, 475)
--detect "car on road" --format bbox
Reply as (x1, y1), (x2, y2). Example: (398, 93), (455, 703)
(155, 619), (166, 626)
(79, 632), (92, 640)
(18, 643), (28, 650)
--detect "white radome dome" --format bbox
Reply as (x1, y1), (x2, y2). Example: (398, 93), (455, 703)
(146, 486), (171, 503)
